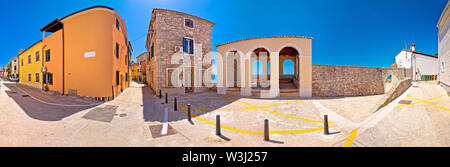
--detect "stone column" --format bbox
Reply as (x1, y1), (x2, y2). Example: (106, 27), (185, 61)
(217, 52), (227, 94)
(299, 53), (312, 97)
(269, 52), (280, 97)
(241, 58), (252, 96)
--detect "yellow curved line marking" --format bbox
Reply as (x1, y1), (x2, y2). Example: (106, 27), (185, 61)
(177, 99), (306, 111)
(395, 95), (444, 108)
(178, 107), (324, 135)
(344, 129), (358, 147)
(407, 94), (450, 111)
(224, 95), (324, 123)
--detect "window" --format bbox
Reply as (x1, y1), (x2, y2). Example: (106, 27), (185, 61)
(116, 18), (120, 30)
(45, 50), (50, 62)
(35, 51), (40, 62)
(28, 73), (31, 82)
(28, 55), (31, 64)
(184, 18), (194, 28)
(116, 43), (119, 59)
(150, 44), (154, 59)
(116, 71), (120, 85)
(125, 72), (128, 82)
(21, 59), (23, 66)
(14, 65), (16, 71)
(183, 37), (194, 54)
(35, 73), (40, 83)
(43, 73), (53, 85)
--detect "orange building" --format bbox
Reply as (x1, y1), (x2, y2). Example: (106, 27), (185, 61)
(40, 6), (132, 100)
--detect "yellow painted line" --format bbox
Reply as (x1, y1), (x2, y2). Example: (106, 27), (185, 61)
(177, 99), (306, 111)
(224, 95), (323, 123)
(395, 95), (444, 108)
(263, 99), (306, 108)
(40, 94), (61, 100)
(407, 94), (450, 111)
(178, 107), (324, 135)
(344, 129), (358, 147)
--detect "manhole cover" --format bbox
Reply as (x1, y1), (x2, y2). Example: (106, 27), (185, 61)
(22, 95), (29, 97)
(399, 100), (412, 104)
(149, 124), (177, 138)
(10, 92), (17, 93)
(119, 113), (127, 117)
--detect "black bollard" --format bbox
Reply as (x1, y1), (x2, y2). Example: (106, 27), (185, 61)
(174, 97), (177, 111)
(216, 115), (221, 136)
(324, 115), (329, 135)
(165, 92), (168, 104)
(187, 104), (192, 121)
(159, 89), (162, 99)
(264, 119), (269, 141)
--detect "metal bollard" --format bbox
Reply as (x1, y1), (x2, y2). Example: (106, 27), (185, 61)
(187, 104), (192, 121)
(165, 92), (168, 104)
(324, 115), (329, 135)
(264, 119), (269, 141)
(216, 115), (221, 136)
(159, 89), (162, 99)
(174, 97), (177, 111)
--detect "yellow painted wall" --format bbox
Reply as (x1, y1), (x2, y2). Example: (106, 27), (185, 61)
(18, 41), (43, 88)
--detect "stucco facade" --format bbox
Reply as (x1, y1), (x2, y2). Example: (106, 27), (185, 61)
(40, 6), (132, 100)
(216, 36), (313, 98)
(18, 41), (43, 88)
(10, 56), (19, 78)
(394, 46), (438, 81)
(438, 1), (450, 92)
(145, 9), (214, 95)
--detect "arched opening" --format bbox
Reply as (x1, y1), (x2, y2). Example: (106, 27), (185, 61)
(251, 48), (270, 88)
(279, 47), (299, 90)
(282, 59), (294, 75)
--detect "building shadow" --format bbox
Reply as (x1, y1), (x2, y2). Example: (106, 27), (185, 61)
(2, 83), (101, 121)
(141, 87), (233, 123)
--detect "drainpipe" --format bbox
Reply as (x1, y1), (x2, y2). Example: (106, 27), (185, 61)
(62, 25), (65, 95)
(42, 45), (46, 90)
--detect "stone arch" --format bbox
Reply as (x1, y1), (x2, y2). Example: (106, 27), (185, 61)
(225, 48), (243, 88)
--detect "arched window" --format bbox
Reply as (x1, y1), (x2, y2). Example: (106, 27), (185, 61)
(282, 59), (294, 75)
(253, 60), (263, 75)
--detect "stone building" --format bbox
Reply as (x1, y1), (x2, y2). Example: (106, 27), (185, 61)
(145, 9), (214, 95)
(438, 1), (450, 92)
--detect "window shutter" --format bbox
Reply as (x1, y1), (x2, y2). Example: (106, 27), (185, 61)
(189, 39), (194, 54)
(183, 38), (187, 53)
(43, 73), (47, 84)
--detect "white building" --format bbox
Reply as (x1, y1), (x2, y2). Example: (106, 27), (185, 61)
(438, 1), (450, 92)
(394, 44), (439, 81)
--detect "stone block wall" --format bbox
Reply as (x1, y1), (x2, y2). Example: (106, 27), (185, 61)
(147, 9), (213, 95)
(312, 65), (384, 97)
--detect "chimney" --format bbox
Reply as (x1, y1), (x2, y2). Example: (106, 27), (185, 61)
(411, 43), (416, 52)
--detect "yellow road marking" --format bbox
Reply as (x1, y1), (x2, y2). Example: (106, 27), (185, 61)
(407, 94), (450, 111)
(178, 107), (324, 135)
(177, 99), (306, 111)
(224, 95), (324, 123)
(395, 95), (444, 108)
(344, 129), (358, 147)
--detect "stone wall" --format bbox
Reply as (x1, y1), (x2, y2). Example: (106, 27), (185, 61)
(312, 65), (384, 97)
(371, 79), (412, 112)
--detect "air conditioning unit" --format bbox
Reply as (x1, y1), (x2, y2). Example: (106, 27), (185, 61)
(174, 46), (183, 53)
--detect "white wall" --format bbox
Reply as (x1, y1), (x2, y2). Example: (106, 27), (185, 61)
(395, 50), (412, 68)
(413, 54), (439, 80)
(439, 14), (450, 86)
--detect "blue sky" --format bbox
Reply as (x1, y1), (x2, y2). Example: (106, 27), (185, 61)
(0, 0), (447, 71)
